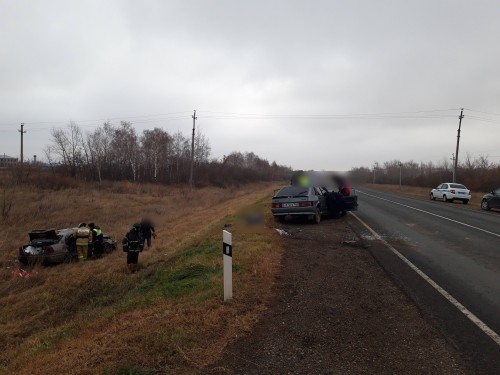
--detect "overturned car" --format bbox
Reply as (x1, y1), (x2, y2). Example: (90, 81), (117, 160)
(19, 228), (117, 265)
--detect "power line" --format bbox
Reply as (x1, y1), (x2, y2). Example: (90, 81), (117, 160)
(1, 108), (498, 134)
(198, 108), (460, 117)
(200, 114), (456, 120)
(0, 108), (460, 128)
(465, 115), (500, 124)
(197, 108), (459, 121)
(0, 111), (193, 127)
(464, 108), (500, 117)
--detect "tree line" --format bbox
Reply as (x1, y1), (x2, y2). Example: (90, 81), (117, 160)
(44, 121), (292, 186)
(349, 155), (500, 191)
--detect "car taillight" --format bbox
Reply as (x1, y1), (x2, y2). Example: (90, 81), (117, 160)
(450, 189), (455, 194)
(272, 203), (281, 208)
(299, 201), (314, 207)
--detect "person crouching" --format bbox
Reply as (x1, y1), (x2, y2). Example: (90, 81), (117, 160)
(122, 223), (144, 273)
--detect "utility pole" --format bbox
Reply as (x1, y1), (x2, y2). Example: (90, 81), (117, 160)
(18, 123), (26, 165)
(451, 153), (455, 183)
(189, 110), (197, 189)
(453, 108), (464, 182)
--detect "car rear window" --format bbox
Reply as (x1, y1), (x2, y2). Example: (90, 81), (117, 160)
(450, 184), (466, 189)
(275, 186), (309, 197)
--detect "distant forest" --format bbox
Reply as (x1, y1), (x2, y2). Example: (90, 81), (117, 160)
(349, 157), (500, 191)
(39, 121), (292, 186)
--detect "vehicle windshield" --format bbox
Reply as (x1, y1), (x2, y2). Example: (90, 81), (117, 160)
(450, 184), (466, 189)
(275, 186), (309, 197)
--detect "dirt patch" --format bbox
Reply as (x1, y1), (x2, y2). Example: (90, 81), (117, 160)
(203, 215), (471, 374)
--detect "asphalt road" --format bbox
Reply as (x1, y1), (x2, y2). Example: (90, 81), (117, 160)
(349, 187), (500, 373)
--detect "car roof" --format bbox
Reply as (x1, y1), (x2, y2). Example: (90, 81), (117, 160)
(438, 183), (468, 188)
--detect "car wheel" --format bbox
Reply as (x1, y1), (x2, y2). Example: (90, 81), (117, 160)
(462, 199), (469, 205)
(443, 195), (448, 202)
(481, 199), (490, 211)
(430, 193), (435, 200)
(103, 243), (114, 254)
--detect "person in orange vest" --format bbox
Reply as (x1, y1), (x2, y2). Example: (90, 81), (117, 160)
(75, 223), (92, 261)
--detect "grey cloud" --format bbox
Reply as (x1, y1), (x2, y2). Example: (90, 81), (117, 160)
(1, 0), (500, 170)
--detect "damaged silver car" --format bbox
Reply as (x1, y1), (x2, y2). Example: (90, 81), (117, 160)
(19, 228), (116, 265)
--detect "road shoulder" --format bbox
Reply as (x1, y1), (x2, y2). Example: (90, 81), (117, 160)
(203, 216), (471, 374)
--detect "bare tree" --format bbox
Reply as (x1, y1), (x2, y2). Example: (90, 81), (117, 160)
(141, 128), (172, 182)
(194, 129), (211, 165)
(87, 122), (115, 183)
(477, 155), (492, 171)
(111, 122), (140, 181)
(49, 122), (84, 177)
(223, 152), (245, 167)
(40, 120), (291, 186)
(171, 131), (190, 183)
(464, 152), (477, 171)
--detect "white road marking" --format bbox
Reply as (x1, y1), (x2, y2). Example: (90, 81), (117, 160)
(357, 190), (500, 238)
(350, 211), (500, 346)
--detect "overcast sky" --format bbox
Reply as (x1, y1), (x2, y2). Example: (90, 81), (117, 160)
(1, 0), (499, 171)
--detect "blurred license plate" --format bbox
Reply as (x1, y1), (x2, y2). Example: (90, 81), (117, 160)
(282, 202), (299, 207)
(458, 192), (465, 194)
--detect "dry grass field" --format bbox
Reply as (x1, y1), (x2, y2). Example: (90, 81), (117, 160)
(0, 180), (285, 374)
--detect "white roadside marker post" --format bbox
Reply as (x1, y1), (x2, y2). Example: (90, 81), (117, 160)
(223, 230), (233, 301)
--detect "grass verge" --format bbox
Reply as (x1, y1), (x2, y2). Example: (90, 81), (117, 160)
(0, 183), (284, 374)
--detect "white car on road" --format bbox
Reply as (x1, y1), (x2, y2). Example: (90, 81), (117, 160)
(430, 183), (471, 204)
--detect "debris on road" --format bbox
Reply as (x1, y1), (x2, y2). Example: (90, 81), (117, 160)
(274, 228), (290, 237)
(11, 268), (38, 278)
(342, 240), (358, 245)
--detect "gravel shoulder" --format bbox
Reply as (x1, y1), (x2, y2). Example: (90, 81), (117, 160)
(203, 215), (471, 374)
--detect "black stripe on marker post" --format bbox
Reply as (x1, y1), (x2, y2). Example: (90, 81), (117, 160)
(223, 242), (232, 257)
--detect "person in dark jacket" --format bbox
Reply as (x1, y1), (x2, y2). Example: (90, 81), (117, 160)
(325, 189), (345, 217)
(140, 218), (156, 248)
(122, 223), (144, 273)
(88, 222), (103, 258)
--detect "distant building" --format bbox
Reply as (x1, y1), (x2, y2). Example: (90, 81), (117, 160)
(0, 154), (18, 168)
